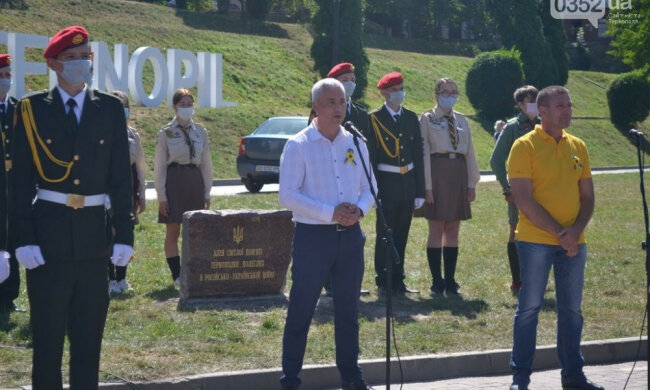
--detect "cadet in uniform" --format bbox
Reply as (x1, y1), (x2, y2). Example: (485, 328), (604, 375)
(489, 85), (540, 293)
(0, 53), (19, 311)
(11, 26), (134, 389)
(321, 62), (370, 297)
(369, 72), (425, 295)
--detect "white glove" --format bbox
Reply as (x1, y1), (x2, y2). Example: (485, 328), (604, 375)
(0, 251), (10, 283)
(15, 245), (46, 270)
(414, 198), (425, 209)
(111, 244), (134, 266)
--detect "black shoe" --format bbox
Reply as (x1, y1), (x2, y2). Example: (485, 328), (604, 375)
(430, 282), (445, 296)
(510, 384), (528, 390)
(445, 281), (461, 296)
(342, 379), (375, 390)
(0, 302), (21, 313)
(394, 284), (419, 294)
(562, 378), (605, 390)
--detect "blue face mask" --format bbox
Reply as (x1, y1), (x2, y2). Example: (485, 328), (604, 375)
(388, 91), (405, 106)
(342, 81), (356, 98)
(124, 107), (130, 119)
(58, 59), (92, 86)
(176, 106), (194, 121)
(0, 78), (11, 96)
(438, 96), (457, 109)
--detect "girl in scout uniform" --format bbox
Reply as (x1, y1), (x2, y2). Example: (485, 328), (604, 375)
(417, 78), (480, 296)
(154, 88), (213, 286)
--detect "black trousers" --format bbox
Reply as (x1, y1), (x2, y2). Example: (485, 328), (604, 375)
(374, 199), (414, 288)
(27, 260), (109, 390)
(0, 232), (20, 308)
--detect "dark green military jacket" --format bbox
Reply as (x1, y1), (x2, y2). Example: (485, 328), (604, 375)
(489, 112), (541, 192)
(368, 105), (425, 203)
(11, 87), (133, 262)
(346, 100), (370, 137)
(0, 96), (14, 250)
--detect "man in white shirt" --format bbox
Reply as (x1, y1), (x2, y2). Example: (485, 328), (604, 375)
(278, 78), (376, 390)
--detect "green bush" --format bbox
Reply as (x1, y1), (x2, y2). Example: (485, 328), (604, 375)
(465, 49), (524, 121)
(607, 71), (650, 129)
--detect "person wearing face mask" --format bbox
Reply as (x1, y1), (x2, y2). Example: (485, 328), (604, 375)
(0, 53), (20, 313)
(108, 90), (146, 294)
(10, 26), (134, 388)
(154, 88), (213, 286)
(417, 77), (479, 297)
(368, 72), (425, 296)
(490, 85), (540, 294)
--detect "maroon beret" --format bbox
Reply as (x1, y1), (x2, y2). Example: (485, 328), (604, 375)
(43, 26), (89, 59)
(377, 72), (403, 89)
(0, 54), (10, 68)
(327, 62), (355, 78)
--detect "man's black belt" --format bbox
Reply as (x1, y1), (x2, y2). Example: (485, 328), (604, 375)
(168, 162), (198, 169)
(296, 222), (359, 232)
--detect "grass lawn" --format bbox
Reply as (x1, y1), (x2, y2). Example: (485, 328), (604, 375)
(0, 172), (647, 387)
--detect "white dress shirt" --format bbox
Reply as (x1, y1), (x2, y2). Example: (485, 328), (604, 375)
(57, 85), (86, 122)
(279, 120), (376, 225)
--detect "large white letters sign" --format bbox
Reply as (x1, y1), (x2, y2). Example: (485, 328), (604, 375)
(0, 31), (237, 108)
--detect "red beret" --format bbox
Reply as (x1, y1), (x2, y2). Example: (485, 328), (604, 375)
(327, 62), (355, 78)
(43, 26), (89, 59)
(0, 54), (10, 68)
(377, 72), (403, 89)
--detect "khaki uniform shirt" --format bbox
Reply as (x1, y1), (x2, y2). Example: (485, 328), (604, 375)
(419, 106), (480, 190)
(154, 118), (213, 202)
(127, 126), (147, 198)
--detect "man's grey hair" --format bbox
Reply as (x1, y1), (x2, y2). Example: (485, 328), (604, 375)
(311, 78), (345, 103)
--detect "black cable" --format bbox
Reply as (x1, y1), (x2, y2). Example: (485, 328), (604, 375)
(622, 308), (646, 389)
(390, 314), (404, 390)
(100, 369), (144, 390)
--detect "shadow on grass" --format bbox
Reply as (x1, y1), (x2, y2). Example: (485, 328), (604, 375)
(175, 9), (289, 39)
(145, 286), (180, 302)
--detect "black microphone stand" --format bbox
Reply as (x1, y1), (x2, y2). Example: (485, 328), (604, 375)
(351, 134), (401, 390)
(631, 132), (649, 386)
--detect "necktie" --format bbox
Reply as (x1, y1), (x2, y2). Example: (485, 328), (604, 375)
(179, 125), (196, 160)
(66, 98), (78, 133)
(393, 114), (400, 123)
(446, 114), (458, 150)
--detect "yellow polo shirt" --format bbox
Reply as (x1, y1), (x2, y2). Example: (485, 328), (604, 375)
(507, 125), (591, 245)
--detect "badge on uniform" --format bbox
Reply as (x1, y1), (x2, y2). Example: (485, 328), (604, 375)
(345, 148), (356, 166)
(572, 154), (583, 170)
(427, 113), (442, 126)
(165, 129), (181, 138)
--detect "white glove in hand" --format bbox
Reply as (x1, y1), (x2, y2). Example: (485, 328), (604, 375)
(111, 244), (134, 266)
(414, 198), (425, 209)
(15, 246), (46, 270)
(0, 251), (10, 283)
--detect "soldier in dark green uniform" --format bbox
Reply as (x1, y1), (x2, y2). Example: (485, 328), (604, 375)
(320, 62), (371, 297)
(369, 72), (425, 295)
(489, 85), (540, 293)
(0, 53), (19, 312)
(11, 26), (134, 389)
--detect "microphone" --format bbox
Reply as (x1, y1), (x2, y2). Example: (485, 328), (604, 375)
(343, 121), (367, 143)
(629, 128), (644, 138)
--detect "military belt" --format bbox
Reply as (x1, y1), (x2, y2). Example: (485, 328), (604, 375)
(36, 189), (108, 210)
(377, 162), (414, 175)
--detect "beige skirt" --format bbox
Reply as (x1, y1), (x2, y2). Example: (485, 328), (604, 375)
(414, 154), (472, 221)
(158, 164), (205, 224)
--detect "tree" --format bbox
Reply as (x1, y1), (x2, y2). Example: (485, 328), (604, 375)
(538, 0), (569, 85)
(246, 0), (273, 19)
(311, 0), (370, 100)
(607, 0), (650, 71)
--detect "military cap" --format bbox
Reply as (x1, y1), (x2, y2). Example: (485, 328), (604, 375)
(0, 54), (10, 68)
(327, 62), (355, 78)
(377, 72), (403, 90)
(43, 26), (89, 59)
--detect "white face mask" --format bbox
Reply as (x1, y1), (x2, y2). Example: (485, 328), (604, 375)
(0, 78), (11, 96)
(525, 102), (539, 118)
(176, 106), (194, 121)
(388, 90), (405, 106)
(342, 81), (356, 98)
(58, 59), (92, 86)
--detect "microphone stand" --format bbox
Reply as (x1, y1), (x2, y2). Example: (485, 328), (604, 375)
(351, 134), (401, 390)
(631, 132), (649, 385)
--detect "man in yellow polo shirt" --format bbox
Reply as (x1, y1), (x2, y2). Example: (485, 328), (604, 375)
(506, 86), (603, 390)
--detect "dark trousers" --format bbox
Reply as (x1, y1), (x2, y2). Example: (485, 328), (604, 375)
(374, 200), (414, 288)
(27, 260), (109, 390)
(0, 232), (20, 308)
(281, 223), (365, 389)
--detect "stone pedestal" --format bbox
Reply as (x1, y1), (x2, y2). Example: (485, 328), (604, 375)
(179, 209), (294, 303)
